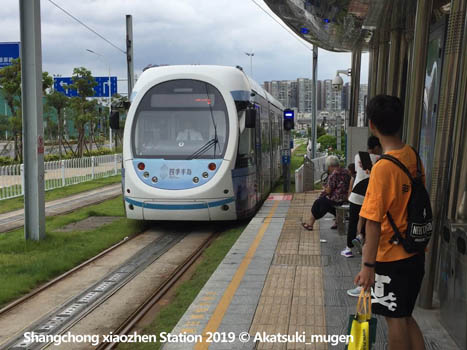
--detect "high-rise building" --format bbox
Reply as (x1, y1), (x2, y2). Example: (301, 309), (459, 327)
(297, 78), (313, 112)
(316, 80), (322, 111)
(289, 81), (298, 109)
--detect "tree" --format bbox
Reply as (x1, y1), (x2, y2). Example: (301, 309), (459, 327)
(0, 60), (53, 161)
(0, 59), (21, 160)
(68, 67), (97, 156)
(317, 134), (337, 151)
(317, 125), (326, 139)
(46, 91), (69, 159)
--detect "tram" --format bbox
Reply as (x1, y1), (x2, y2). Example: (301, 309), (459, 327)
(122, 65), (284, 221)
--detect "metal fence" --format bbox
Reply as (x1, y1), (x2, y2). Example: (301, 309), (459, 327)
(0, 154), (122, 201)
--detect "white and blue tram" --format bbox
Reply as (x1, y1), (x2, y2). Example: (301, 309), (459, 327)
(122, 65), (284, 221)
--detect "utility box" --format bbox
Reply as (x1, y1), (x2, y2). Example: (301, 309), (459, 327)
(303, 156), (315, 192)
(346, 127), (369, 165)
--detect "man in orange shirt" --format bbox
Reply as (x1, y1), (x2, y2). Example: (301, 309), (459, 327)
(354, 95), (425, 350)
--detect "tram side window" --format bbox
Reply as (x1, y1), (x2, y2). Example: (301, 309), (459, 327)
(237, 111), (255, 168)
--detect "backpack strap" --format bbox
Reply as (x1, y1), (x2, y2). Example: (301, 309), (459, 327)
(387, 211), (403, 244)
(379, 154), (415, 184)
(379, 149), (418, 245)
(409, 146), (423, 179)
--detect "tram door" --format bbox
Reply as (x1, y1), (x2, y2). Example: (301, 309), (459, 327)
(255, 101), (263, 204)
(419, 19), (446, 189)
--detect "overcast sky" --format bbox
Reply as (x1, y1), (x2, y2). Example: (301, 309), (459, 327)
(2, 0), (368, 95)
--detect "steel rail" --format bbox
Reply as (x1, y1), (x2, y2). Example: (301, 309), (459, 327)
(95, 232), (219, 350)
(0, 231), (142, 316)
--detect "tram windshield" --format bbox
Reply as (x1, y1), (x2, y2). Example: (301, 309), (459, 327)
(132, 79), (229, 159)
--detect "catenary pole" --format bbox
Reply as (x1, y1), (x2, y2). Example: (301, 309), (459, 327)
(311, 45), (318, 158)
(126, 15), (135, 98)
(20, 0), (45, 240)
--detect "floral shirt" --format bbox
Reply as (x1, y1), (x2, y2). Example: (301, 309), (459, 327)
(321, 167), (351, 203)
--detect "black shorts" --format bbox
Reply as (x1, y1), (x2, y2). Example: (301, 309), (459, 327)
(311, 197), (340, 219)
(371, 254), (425, 318)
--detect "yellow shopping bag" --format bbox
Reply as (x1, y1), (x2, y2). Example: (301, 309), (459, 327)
(345, 289), (377, 350)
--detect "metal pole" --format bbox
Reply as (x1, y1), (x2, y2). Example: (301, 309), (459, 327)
(108, 65), (112, 150)
(387, 30), (401, 96)
(405, 0), (433, 148)
(20, 0), (45, 240)
(396, 34), (408, 99)
(369, 43), (379, 100)
(376, 31), (389, 95)
(349, 48), (361, 127)
(311, 45), (318, 158)
(126, 15), (134, 98)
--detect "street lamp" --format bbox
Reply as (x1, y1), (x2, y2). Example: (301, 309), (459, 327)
(86, 49), (113, 150)
(245, 52), (254, 77)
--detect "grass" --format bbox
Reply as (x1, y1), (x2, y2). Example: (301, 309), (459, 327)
(118, 222), (247, 350)
(0, 195), (146, 307)
(272, 142), (307, 193)
(0, 175), (121, 215)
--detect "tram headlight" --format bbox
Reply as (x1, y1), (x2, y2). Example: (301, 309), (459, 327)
(143, 171), (149, 178)
(202, 172), (209, 178)
(193, 177), (199, 183)
(152, 176), (158, 183)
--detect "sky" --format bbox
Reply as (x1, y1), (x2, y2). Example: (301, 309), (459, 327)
(1, 0), (368, 95)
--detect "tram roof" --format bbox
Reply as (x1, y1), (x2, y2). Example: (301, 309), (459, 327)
(263, 0), (451, 52)
(134, 65), (283, 109)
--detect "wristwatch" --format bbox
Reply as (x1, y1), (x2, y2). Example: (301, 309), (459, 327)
(364, 262), (375, 268)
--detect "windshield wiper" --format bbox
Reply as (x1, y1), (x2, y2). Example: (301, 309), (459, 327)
(187, 137), (219, 160)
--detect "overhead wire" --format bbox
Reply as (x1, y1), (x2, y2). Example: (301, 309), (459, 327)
(47, 0), (126, 54)
(249, 0), (314, 52)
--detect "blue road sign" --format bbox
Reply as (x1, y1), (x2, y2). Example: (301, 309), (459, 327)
(94, 77), (118, 97)
(54, 77), (76, 97)
(53, 77), (117, 98)
(0, 42), (20, 68)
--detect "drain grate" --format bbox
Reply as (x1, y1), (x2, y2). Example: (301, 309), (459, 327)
(273, 254), (323, 266)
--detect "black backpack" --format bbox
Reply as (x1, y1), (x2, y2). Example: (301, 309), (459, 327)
(379, 147), (433, 253)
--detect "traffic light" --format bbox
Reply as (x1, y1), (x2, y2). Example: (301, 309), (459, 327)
(110, 111), (120, 130)
(283, 109), (294, 131)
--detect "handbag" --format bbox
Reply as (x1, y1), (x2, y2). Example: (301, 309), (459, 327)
(345, 289), (377, 350)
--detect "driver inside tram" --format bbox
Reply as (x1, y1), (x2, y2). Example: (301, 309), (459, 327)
(176, 119), (204, 142)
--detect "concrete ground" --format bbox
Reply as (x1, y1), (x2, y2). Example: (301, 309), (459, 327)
(164, 192), (461, 350)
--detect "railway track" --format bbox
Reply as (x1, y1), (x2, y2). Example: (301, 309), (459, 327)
(0, 232), (142, 317)
(95, 232), (218, 350)
(0, 225), (217, 350)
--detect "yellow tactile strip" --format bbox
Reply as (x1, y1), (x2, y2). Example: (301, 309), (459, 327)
(273, 255), (321, 266)
(250, 191), (328, 350)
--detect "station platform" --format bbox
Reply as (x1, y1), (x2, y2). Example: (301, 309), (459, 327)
(164, 192), (460, 350)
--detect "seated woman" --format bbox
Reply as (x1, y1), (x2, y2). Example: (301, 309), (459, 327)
(302, 155), (351, 231)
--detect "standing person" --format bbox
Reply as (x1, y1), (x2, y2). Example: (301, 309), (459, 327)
(341, 136), (382, 259)
(302, 155), (350, 231)
(354, 95), (426, 350)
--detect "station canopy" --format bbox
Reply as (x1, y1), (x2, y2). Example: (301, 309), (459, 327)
(264, 0), (451, 52)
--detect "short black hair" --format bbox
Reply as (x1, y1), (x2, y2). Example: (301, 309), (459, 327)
(367, 136), (381, 150)
(366, 95), (403, 136)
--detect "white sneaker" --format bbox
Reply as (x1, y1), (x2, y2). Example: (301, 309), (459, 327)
(347, 286), (362, 297)
(340, 247), (354, 258)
